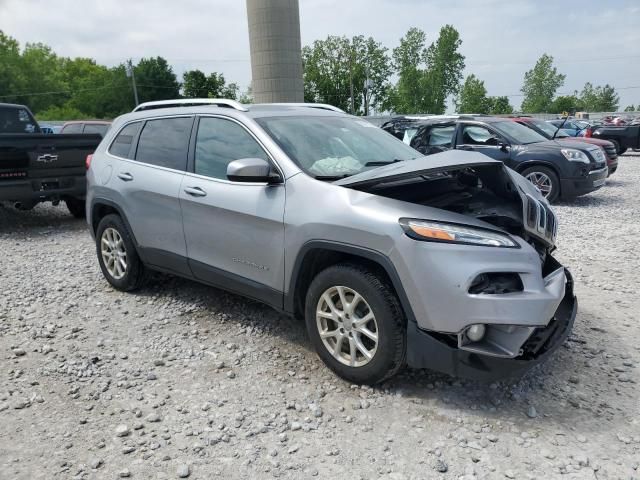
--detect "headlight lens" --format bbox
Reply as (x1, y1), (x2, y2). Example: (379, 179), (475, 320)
(560, 148), (590, 164)
(399, 219), (519, 248)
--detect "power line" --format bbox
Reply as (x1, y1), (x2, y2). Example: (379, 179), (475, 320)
(467, 54), (640, 67)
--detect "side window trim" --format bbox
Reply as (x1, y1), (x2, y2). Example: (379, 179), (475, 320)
(131, 115), (195, 172)
(186, 114), (284, 184)
(107, 121), (144, 160)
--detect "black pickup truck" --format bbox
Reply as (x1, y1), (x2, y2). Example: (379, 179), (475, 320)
(590, 122), (640, 155)
(0, 103), (102, 217)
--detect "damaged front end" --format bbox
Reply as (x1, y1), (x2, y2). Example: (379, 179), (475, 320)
(335, 152), (576, 379)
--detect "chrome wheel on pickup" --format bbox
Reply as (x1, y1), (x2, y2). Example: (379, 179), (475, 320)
(316, 286), (379, 367)
(305, 264), (406, 385)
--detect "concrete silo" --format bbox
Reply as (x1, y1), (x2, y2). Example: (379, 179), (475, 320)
(246, 0), (304, 103)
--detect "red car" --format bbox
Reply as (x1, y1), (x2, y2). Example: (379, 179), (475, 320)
(509, 117), (618, 175)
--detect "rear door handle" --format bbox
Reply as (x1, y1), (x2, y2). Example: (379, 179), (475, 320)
(184, 186), (207, 197)
(117, 172), (133, 181)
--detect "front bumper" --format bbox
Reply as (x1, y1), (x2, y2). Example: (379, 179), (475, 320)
(406, 268), (577, 380)
(560, 166), (608, 198)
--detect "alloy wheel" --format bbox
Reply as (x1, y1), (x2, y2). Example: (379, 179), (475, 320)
(101, 227), (127, 279)
(525, 171), (553, 197)
(315, 286), (379, 367)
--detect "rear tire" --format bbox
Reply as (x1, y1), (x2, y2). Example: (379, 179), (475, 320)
(522, 166), (560, 203)
(95, 214), (148, 291)
(65, 197), (86, 218)
(304, 263), (406, 385)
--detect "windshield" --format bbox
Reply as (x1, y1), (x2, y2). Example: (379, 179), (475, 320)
(529, 119), (568, 139)
(256, 116), (419, 178)
(491, 121), (547, 144)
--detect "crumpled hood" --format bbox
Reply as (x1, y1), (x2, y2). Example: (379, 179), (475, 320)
(334, 150), (500, 188)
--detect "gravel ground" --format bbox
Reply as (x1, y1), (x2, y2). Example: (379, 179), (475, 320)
(1, 154), (639, 480)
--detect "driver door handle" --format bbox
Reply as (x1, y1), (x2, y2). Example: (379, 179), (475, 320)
(184, 186), (207, 197)
(117, 172), (134, 181)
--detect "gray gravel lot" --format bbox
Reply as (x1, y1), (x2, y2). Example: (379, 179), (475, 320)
(1, 154), (639, 480)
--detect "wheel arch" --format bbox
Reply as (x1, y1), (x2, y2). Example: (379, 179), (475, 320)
(285, 241), (416, 324)
(90, 198), (139, 248)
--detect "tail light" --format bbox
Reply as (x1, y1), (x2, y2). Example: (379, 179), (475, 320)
(85, 154), (93, 170)
(584, 127), (592, 138)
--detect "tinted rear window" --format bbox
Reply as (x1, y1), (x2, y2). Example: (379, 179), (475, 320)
(83, 123), (109, 136)
(135, 117), (193, 170)
(0, 106), (38, 134)
(62, 123), (83, 134)
(109, 122), (142, 159)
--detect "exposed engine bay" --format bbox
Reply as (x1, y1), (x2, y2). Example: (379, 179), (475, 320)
(355, 163), (556, 256)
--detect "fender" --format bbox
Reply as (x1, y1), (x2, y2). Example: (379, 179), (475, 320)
(89, 197), (140, 247)
(285, 240), (417, 323)
(514, 160), (561, 177)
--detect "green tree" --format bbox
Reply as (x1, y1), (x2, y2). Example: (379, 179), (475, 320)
(0, 31), (25, 105)
(520, 54), (565, 113)
(624, 104), (636, 112)
(579, 82), (619, 111)
(182, 70), (238, 99)
(182, 69), (210, 98)
(303, 35), (392, 114)
(134, 57), (180, 104)
(386, 26), (465, 114)
(19, 42), (67, 113)
(594, 84), (619, 111)
(549, 95), (582, 114)
(488, 96), (514, 114)
(237, 86), (253, 104)
(456, 74), (490, 114)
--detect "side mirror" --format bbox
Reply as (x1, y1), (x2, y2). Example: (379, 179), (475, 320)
(226, 158), (281, 184)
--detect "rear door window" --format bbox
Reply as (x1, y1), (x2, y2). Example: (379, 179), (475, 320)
(62, 123), (83, 134)
(428, 125), (455, 146)
(459, 125), (500, 145)
(109, 122), (142, 159)
(135, 117), (193, 171)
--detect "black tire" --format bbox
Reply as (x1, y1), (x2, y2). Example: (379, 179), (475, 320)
(610, 140), (625, 156)
(304, 263), (406, 385)
(95, 214), (148, 291)
(65, 197), (86, 219)
(521, 166), (561, 203)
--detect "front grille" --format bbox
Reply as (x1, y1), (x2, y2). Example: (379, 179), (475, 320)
(525, 194), (557, 244)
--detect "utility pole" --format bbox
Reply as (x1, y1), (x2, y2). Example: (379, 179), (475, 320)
(126, 59), (139, 107)
(349, 50), (355, 115)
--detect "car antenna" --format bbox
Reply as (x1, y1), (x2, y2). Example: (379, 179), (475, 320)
(552, 115), (568, 139)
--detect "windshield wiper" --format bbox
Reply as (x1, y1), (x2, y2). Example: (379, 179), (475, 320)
(364, 158), (405, 167)
(314, 174), (353, 181)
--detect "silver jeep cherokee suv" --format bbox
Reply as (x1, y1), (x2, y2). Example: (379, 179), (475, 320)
(87, 99), (577, 384)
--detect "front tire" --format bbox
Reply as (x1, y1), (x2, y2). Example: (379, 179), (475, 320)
(522, 166), (560, 203)
(304, 264), (406, 384)
(95, 214), (148, 291)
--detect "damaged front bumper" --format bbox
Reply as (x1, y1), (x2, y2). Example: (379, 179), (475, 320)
(406, 264), (577, 380)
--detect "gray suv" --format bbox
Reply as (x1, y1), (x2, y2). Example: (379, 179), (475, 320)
(87, 99), (577, 384)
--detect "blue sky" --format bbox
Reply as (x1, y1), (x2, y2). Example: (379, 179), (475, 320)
(1, 0), (639, 110)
